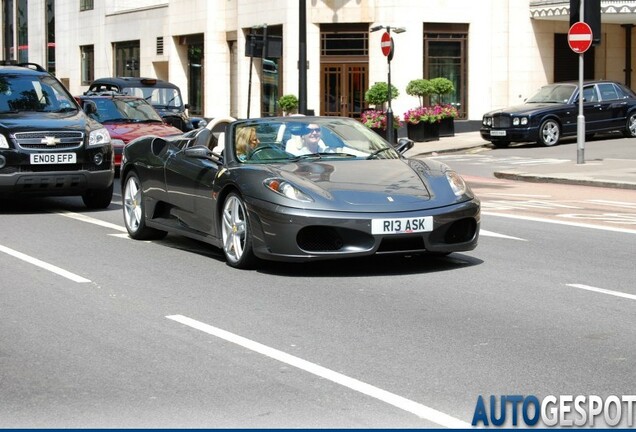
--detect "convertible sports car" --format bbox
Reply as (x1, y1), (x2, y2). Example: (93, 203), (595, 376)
(121, 116), (480, 269)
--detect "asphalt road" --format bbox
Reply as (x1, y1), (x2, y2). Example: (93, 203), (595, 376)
(1, 150), (635, 427)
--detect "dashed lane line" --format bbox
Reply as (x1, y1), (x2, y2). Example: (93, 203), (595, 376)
(0, 244), (91, 283)
(166, 314), (471, 428)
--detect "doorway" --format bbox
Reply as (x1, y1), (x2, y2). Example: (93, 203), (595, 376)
(321, 63), (367, 117)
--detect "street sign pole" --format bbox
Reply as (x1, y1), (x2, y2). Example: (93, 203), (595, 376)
(577, 0), (586, 164)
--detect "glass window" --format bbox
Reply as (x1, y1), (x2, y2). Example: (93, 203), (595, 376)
(424, 23), (468, 119)
(80, 0), (94, 11)
(17, 0), (28, 63)
(46, 0), (55, 74)
(597, 83), (619, 101)
(114, 41), (140, 77)
(80, 45), (94, 85)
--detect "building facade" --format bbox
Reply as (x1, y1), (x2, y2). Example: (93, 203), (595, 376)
(3, 0), (636, 128)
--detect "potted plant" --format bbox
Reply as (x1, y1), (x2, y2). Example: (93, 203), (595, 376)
(364, 82), (400, 110)
(430, 78), (456, 136)
(405, 78), (434, 107)
(277, 94), (298, 116)
(402, 105), (443, 142)
(362, 82), (401, 142)
(360, 109), (401, 143)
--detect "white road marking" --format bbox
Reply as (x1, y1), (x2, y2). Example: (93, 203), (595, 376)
(587, 199), (636, 209)
(166, 314), (470, 428)
(566, 284), (636, 301)
(484, 211), (636, 235)
(0, 244), (91, 283)
(480, 230), (526, 241)
(484, 193), (552, 198)
(56, 211), (126, 232)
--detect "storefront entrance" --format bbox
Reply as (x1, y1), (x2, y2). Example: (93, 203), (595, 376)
(321, 63), (367, 117)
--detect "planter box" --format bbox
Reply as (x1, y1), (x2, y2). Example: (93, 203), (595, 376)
(439, 117), (455, 137)
(407, 122), (440, 142)
(370, 127), (398, 144)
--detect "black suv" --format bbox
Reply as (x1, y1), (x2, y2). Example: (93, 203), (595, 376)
(86, 77), (199, 132)
(0, 62), (114, 208)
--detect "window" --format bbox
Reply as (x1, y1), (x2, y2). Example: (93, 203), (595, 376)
(424, 23), (468, 119)
(113, 41), (140, 77)
(321, 23), (369, 56)
(17, 0), (27, 62)
(80, 0), (94, 11)
(80, 45), (94, 85)
(597, 83), (619, 101)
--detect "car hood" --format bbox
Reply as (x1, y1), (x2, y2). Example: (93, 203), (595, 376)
(0, 111), (90, 132)
(252, 158), (461, 212)
(484, 102), (568, 116)
(105, 122), (182, 142)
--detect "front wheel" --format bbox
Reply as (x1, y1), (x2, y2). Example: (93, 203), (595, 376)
(221, 192), (256, 269)
(122, 171), (167, 240)
(538, 119), (560, 146)
(623, 112), (636, 137)
(82, 183), (113, 209)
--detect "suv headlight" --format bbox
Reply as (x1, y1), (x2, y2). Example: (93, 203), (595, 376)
(0, 134), (9, 149)
(88, 127), (111, 148)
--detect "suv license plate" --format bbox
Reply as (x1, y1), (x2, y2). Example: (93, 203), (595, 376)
(371, 216), (433, 235)
(490, 130), (507, 137)
(30, 153), (76, 164)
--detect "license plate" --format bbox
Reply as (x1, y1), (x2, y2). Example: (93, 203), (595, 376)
(30, 153), (76, 164)
(371, 216), (433, 235)
(490, 130), (507, 137)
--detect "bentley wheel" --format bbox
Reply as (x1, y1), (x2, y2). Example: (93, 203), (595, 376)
(123, 171), (167, 240)
(538, 119), (560, 146)
(221, 192), (256, 269)
(624, 112), (636, 137)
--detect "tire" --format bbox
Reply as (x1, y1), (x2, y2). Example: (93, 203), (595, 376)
(82, 183), (113, 209)
(537, 119), (560, 146)
(221, 192), (256, 269)
(623, 112), (636, 138)
(122, 171), (167, 240)
(491, 140), (510, 148)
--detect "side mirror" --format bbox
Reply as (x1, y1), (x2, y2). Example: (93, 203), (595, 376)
(83, 101), (97, 115)
(395, 138), (414, 155)
(185, 145), (222, 163)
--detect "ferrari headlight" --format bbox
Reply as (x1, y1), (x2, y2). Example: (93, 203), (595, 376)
(264, 178), (313, 202)
(445, 170), (467, 197)
(88, 127), (111, 148)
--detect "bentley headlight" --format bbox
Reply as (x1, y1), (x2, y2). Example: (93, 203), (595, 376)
(445, 170), (467, 197)
(513, 117), (520, 126)
(520, 117), (528, 125)
(264, 178), (313, 202)
(88, 127), (111, 148)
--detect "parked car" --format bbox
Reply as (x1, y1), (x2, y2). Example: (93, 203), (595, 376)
(0, 61), (114, 208)
(77, 94), (182, 170)
(480, 80), (636, 147)
(120, 116), (480, 269)
(86, 77), (204, 132)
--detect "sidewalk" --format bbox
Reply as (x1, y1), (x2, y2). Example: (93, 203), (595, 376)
(405, 131), (636, 190)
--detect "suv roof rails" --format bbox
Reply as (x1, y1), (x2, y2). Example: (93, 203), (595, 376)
(0, 61), (47, 72)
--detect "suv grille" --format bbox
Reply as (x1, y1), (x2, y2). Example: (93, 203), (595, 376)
(14, 131), (85, 150)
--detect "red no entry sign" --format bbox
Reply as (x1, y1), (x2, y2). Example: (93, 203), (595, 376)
(568, 21), (593, 53)
(381, 32), (392, 57)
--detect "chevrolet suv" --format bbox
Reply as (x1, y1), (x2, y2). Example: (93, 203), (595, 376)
(0, 62), (114, 208)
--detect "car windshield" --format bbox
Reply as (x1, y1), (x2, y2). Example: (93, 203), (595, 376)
(122, 86), (182, 109)
(526, 84), (576, 104)
(232, 118), (400, 163)
(0, 74), (77, 113)
(86, 98), (164, 123)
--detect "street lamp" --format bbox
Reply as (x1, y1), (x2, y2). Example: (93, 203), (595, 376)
(370, 25), (406, 145)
